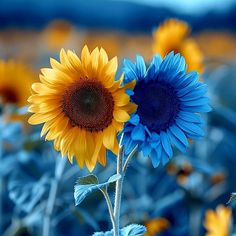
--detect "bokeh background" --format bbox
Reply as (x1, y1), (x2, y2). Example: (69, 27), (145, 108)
(0, 0), (236, 235)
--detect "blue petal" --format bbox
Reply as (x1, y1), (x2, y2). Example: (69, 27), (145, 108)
(169, 124), (189, 146)
(180, 104), (212, 112)
(167, 129), (187, 153)
(131, 124), (146, 141)
(150, 149), (161, 168)
(136, 55), (146, 78)
(174, 54), (186, 72)
(146, 55), (162, 80)
(177, 84), (199, 97)
(180, 86), (208, 101)
(123, 125), (134, 133)
(123, 59), (137, 82)
(182, 97), (209, 106)
(123, 135), (138, 155)
(129, 114), (140, 126)
(175, 71), (198, 89)
(159, 52), (175, 73)
(176, 119), (205, 137)
(142, 142), (152, 156)
(145, 63), (156, 81)
(152, 54), (163, 68)
(148, 132), (160, 148)
(161, 148), (170, 165)
(177, 111), (205, 124)
(160, 131), (173, 157)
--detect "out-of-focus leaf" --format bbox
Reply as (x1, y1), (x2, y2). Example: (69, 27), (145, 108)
(8, 173), (50, 213)
(121, 224), (146, 236)
(227, 192), (236, 204)
(74, 174), (121, 206)
(93, 224), (146, 236)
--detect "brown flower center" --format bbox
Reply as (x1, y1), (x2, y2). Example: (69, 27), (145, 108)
(0, 87), (19, 104)
(62, 78), (114, 132)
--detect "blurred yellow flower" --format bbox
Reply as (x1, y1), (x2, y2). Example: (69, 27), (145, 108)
(28, 46), (136, 171)
(204, 205), (232, 236)
(145, 217), (170, 236)
(42, 20), (74, 51)
(153, 19), (204, 74)
(0, 60), (35, 107)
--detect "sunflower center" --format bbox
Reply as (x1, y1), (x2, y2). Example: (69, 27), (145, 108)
(62, 78), (114, 132)
(132, 79), (179, 133)
(0, 87), (19, 104)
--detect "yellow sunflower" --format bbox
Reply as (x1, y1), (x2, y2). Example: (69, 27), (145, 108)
(204, 205), (232, 236)
(153, 19), (204, 74)
(28, 46), (136, 171)
(0, 60), (35, 107)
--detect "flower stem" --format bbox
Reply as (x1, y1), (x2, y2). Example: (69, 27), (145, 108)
(123, 145), (138, 173)
(43, 157), (67, 236)
(101, 189), (116, 232)
(113, 145), (124, 236)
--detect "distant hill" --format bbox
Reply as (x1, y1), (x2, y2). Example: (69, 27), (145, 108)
(0, 0), (235, 32)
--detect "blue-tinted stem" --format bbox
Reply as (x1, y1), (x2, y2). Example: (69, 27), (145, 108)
(43, 157), (67, 236)
(113, 145), (124, 236)
(101, 189), (116, 233)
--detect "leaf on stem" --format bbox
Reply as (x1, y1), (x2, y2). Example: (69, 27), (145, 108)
(92, 224), (146, 236)
(74, 174), (121, 206)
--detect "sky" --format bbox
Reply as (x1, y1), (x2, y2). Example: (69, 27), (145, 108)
(119, 0), (236, 15)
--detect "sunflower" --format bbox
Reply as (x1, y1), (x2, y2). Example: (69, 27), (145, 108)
(0, 60), (35, 107)
(28, 46), (136, 171)
(153, 19), (204, 74)
(204, 205), (232, 236)
(122, 52), (211, 167)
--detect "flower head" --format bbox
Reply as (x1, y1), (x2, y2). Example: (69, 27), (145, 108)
(153, 19), (204, 74)
(204, 205), (232, 236)
(122, 52), (211, 167)
(28, 46), (135, 171)
(0, 60), (35, 107)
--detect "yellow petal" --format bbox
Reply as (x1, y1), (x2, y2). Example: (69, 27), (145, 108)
(28, 110), (61, 124)
(103, 125), (116, 150)
(113, 91), (130, 106)
(81, 45), (91, 68)
(99, 48), (108, 68)
(98, 145), (106, 166)
(91, 132), (103, 164)
(113, 109), (130, 122)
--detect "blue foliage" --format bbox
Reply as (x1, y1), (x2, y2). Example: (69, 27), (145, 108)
(93, 224), (146, 236)
(74, 174), (121, 205)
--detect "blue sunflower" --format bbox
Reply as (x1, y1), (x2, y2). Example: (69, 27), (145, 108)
(122, 52), (211, 167)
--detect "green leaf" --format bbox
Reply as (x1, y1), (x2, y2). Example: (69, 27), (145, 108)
(74, 174), (121, 206)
